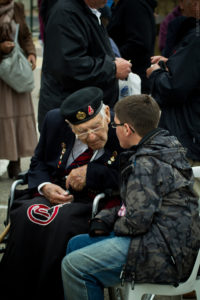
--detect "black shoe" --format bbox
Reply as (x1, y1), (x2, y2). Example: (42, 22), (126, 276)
(7, 159), (21, 179)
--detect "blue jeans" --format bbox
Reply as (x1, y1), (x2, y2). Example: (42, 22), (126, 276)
(61, 232), (131, 300)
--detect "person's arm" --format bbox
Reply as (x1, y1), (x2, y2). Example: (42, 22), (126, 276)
(148, 37), (200, 108)
(15, 3), (36, 69)
(45, 9), (117, 87)
(113, 158), (169, 236)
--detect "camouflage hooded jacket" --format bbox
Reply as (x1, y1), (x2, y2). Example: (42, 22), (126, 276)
(95, 128), (200, 285)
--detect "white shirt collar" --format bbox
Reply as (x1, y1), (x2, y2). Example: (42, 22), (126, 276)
(89, 7), (101, 25)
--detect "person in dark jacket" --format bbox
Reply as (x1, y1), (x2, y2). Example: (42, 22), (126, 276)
(61, 94), (200, 300)
(146, 0), (200, 197)
(107, 0), (157, 93)
(158, 2), (183, 54)
(0, 87), (123, 300)
(38, 0), (132, 132)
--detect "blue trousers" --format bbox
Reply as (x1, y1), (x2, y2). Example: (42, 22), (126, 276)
(61, 232), (131, 300)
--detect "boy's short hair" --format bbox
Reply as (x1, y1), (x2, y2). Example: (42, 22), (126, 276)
(114, 94), (160, 137)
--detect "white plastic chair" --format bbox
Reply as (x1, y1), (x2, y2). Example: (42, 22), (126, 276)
(111, 166), (200, 300)
(92, 167), (200, 300)
(114, 248), (200, 300)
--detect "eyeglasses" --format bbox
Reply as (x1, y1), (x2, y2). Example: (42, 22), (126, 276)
(111, 122), (135, 133)
(75, 119), (105, 139)
(111, 122), (124, 128)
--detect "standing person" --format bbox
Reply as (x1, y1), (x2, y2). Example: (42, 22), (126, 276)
(0, 0), (37, 178)
(61, 94), (200, 300)
(158, 1), (183, 54)
(0, 87), (123, 300)
(146, 0), (200, 197)
(38, 0), (131, 132)
(107, 0), (157, 94)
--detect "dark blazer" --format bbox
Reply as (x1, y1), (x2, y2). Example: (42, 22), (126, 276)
(28, 109), (123, 196)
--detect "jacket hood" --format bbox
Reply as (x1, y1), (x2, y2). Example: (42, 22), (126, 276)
(121, 128), (192, 179)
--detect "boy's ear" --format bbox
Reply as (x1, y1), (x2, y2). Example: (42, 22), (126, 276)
(124, 123), (132, 136)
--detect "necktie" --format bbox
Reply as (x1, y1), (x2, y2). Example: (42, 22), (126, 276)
(65, 147), (94, 175)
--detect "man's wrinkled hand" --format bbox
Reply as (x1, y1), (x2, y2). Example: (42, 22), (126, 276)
(115, 57), (132, 80)
(66, 165), (87, 191)
(0, 41), (14, 54)
(41, 183), (73, 205)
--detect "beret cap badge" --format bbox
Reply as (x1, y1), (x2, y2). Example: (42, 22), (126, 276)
(76, 111), (87, 120)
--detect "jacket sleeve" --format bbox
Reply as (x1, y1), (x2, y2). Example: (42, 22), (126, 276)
(44, 9), (116, 87)
(15, 3), (36, 57)
(149, 36), (200, 107)
(28, 113), (52, 189)
(113, 158), (168, 236)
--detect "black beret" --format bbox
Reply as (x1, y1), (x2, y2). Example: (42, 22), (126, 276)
(60, 87), (104, 125)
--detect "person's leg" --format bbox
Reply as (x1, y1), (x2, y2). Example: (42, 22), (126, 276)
(67, 232), (115, 254)
(61, 235), (131, 300)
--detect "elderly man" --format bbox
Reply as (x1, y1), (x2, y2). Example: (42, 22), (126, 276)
(0, 87), (123, 300)
(38, 0), (132, 131)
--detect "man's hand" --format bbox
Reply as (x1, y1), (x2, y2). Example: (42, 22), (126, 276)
(28, 54), (36, 70)
(0, 41), (14, 54)
(66, 165), (87, 191)
(146, 63), (161, 78)
(41, 183), (74, 205)
(150, 55), (168, 64)
(115, 57), (132, 80)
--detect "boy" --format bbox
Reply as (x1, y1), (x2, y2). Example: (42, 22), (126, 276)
(61, 94), (200, 300)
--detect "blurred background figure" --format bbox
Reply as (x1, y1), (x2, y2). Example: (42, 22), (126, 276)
(0, 0), (37, 179)
(158, 0), (184, 54)
(147, 0), (200, 203)
(107, 0), (157, 94)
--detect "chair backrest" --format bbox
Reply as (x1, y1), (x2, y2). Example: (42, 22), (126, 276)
(186, 248), (200, 283)
(192, 166), (200, 178)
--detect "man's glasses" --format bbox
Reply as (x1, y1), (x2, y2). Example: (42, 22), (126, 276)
(75, 119), (105, 139)
(111, 122), (124, 128)
(111, 122), (135, 133)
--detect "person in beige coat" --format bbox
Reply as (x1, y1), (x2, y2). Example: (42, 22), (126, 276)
(0, 0), (38, 178)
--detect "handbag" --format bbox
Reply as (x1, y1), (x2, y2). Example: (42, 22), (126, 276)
(0, 24), (35, 93)
(118, 72), (141, 100)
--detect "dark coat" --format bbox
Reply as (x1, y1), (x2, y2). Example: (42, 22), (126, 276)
(38, 0), (118, 131)
(149, 17), (200, 161)
(28, 109), (122, 195)
(0, 109), (123, 300)
(107, 0), (157, 93)
(0, 2), (36, 63)
(95, 129), (200, 284)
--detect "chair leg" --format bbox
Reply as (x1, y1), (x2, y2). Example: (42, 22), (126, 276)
(195, 289), (200, 300)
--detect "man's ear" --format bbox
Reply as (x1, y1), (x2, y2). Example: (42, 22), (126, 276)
(123, 123), (131, 136)
(105, 105), (111, 123)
